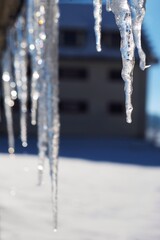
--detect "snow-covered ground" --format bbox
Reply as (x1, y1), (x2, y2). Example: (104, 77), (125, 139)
(1, 147), (160, 240)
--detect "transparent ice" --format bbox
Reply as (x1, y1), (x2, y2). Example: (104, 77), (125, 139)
(93, 0), (148, 123)
(1, 0), (148, 231)
(28, 0), (60, 230)
(2, 44), (15, 154)
(93, 0), (102, 52)
(1, 0), (60, 230)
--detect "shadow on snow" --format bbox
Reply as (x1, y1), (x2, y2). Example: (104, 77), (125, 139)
(0, 137), (160, 167)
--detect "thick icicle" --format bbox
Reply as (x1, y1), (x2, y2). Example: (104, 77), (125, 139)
(129, 0), (149, 70)
(0, 0), (150, 231)
(26, 0), (47, 184)
(45, 0), (60, 230)
(2, 47), (15, 154)
(93, 0), (102, 52)
(110, 0), (135, 123)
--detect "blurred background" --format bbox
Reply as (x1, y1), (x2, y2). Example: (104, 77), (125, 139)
(0, 1), (160, 240)
(0, 0), (160, 153)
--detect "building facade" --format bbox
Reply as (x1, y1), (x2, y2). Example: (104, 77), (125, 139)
(59, 3), (153, 138)
(0, 3), (156, 139)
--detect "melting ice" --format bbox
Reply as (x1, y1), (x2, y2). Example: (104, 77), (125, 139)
(93, 0), (102, 52)
(1, 0), (148, 231)
(94, 0), (148, 123)
(1, 0), (60, 231)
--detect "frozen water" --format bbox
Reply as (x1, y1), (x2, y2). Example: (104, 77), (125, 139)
(110, 0), (135, 123)
(44, 0), (60, 230)
(2, 47), (15, 154)
(93, 0), (102, 52)
(93, 0), (148, 122)
(107, 0), (147, 123)
(27, 0), (60, 229)
(14, 14), (28, 146)
(1, 0), (148, 230)
(129, 0), (149, 70)
(1, 0), (60, 230)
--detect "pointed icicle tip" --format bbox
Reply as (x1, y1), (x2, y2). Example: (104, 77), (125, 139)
(8, 147), (15, 154)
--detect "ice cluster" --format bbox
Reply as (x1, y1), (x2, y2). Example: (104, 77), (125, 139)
(1, 0), (148, 230)
(93, 0), (149, 123)
(1, 0), (59, 230)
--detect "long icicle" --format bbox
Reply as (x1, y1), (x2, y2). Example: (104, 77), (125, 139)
(110, 0), (135, 123)
(106, 0), (111, 12)
(14, 13), (28, 147)
(26, 0), (48, 184)
(45, 0), (60, 230)
(37, 0), (48, 185)
(28, 0), (46, 126)
(93, 0), (102, 52)
(37, 66), (48, 185)
(27, 0), (38, 126)
(2, 45), (15, 154)
(129, 0), (150, 70)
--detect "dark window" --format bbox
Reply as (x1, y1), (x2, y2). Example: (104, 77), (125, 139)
(59, 67), (87, 81)
(108, 102), (124, 115)
(109, 69), (122, 82)
(102, 31), (120, 49)
(59, 29), (86, 47)
(0, 98), (3, 110)
(60, 100), (88, 114)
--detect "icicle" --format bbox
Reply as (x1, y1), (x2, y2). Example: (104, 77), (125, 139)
(110, 0), (135, 123)
(45, 0), (60, 230)
(37, 75), (48, 185)
(2, 47), (15, 154)
(7, 31), (18, 102)
(106, 0), (111, 12)
(0, 0), (151, 231)
(26, 0), (48, 184)
(93, 0), (102, 52)
(27, 0), (38, 125)
(14, 14), (28, 147)
(33, 0), (48, 186)
(27, 0), (47, 126)
(129, 0), (150, 70)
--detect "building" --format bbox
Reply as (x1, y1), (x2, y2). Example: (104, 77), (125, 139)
(59, 3), (156, 138)
(0, 0), (23, 57)
(0, 2), (156, 139)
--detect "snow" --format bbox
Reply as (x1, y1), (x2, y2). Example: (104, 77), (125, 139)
(1, 151), (160, 239)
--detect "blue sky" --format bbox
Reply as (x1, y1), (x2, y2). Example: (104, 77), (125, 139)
(144, 0), (160, 116)
(60, 0), (160, 116)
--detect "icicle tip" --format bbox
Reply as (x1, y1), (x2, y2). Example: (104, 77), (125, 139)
(97, 46), (102, 52)
(126, 117), (132, 124)
(8, 147), (15, 154)
(22, 142), (28, 147)
(144, 65), (151, 69)
(31, 120), (36, 126)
